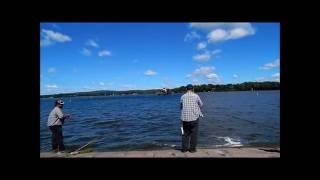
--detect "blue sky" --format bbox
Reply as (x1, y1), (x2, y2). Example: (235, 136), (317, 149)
(40, 23), (280, 95)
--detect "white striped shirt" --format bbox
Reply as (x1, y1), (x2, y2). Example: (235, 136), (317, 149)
(180, 91), (203, 122)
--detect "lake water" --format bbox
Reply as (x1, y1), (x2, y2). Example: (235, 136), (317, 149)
(40, 90), (280, 152)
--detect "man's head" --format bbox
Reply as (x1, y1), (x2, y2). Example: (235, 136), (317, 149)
(186, 84), (194, 91)
(55, 99), (64, 108)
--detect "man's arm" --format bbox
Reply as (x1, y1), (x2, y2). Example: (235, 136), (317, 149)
(180, 97), (183, 110)
(56, 108), (70, 124)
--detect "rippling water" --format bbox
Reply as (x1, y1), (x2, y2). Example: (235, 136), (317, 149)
(40, 90), (280, 152)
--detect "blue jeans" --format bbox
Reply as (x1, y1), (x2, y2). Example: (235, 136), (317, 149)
(182, 119), (199, 151)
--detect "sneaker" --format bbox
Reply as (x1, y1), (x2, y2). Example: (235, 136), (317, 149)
(189, 149), (197, 153)
(181, 149), (188, 153)
(56, 151), (66, 155)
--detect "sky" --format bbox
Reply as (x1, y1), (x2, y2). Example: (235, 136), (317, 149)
(40, 22), (280, 95)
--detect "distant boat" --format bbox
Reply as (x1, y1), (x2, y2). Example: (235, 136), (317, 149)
(157, 88), (170, 95)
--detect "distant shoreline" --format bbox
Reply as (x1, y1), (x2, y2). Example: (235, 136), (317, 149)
(41, 86), (280, 99)
(40, 89), (280, 99)
(40, 82), (280, 98)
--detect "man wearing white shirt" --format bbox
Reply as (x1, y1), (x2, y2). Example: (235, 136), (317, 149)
(47, 99), (71, 152)
(180, 84), (203, 153)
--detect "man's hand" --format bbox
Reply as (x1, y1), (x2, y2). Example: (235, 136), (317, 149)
(64, 114), (71, 120)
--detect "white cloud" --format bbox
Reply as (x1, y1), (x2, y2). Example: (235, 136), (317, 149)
(46, 84), (58, 88)
(40, 29), (71, 47)
(190, 23), (255, 33)
(207, 29), (228, 42)
(98, 50), (111, 57)
(207, 27), (254, 43)
(86, 39), (99, 48)
(260, 59), (280, 70)
(144, 69), (157, 76)
(193, 66), (215, 76)
(272, 73), (280, 78)
(184, 31), (201, 42)
(42, 29), (71, 42)
(48, 67), (56, 73)
(193, 52), (211, 62)
(188, 66), (222, 84)
(256, 77), (267, 82)
(81, 48), (92, 56)
(271, 73), (280, 82)
(233, 74), (239, 78)
(197, 42), (207, 50)
(99, 82), (105, 86)
(206, 73), (222, 83)
(229, 27), (251, 39)
(211, 49), (221, 56)
(255, 72), (280, 82)
(189, 23), (255, 43)
(193, 49), (220, 62)
(206, 73), (218, 79)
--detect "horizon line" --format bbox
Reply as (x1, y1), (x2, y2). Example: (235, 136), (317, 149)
(40, 81), (280, 96)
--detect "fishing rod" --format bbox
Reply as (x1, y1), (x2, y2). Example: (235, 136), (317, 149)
(70, 136), (108, 155)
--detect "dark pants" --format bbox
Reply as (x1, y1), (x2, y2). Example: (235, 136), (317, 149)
(182, 119), (199, 151)
(49, 125), (65, 151)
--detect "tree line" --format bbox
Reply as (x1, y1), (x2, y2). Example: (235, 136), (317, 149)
(171, 81), (280, 93)
(41, 81), (280, 98)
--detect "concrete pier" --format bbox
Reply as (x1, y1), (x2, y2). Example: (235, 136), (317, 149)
(40, 147), (280, 158)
